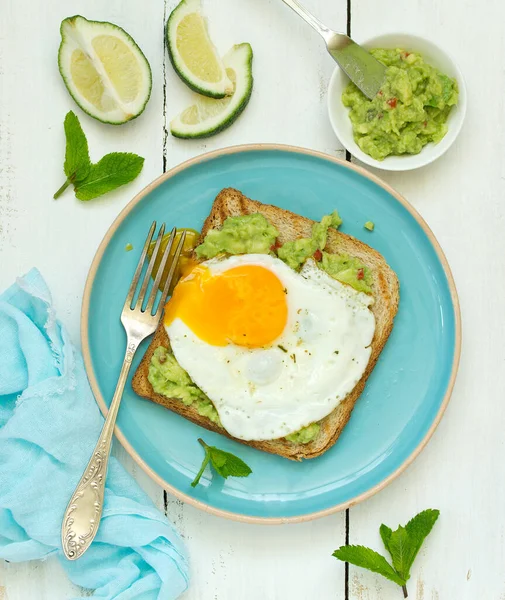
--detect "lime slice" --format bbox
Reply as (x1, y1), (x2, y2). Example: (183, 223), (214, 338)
(58, 15), (152, 124)
(170, 43), (253, 139)
(166, 0), (232, 99)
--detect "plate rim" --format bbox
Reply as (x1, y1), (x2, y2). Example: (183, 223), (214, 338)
(81, 143), (461, 524)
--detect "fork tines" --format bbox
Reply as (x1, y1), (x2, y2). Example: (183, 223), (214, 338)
(124, 222), (187, 318)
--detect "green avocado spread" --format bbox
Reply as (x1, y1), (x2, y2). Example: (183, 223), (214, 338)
(150, 211), (373, 445)
(285, 423), (321, 444)
(196, 211), (370, 294)
(148, 346), (221, 425)
(195, 213), (279, 259)
(277, 210), (342, 270)
(277, 211), (372, 294)
(321, 252), (372, 294)
(342, 48), (459, 161)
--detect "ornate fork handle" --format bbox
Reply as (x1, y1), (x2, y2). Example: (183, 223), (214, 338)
(61, 338), (139, 560)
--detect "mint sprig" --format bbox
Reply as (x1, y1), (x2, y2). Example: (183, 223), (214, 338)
(333, 509), (440, 598)
(191, 438), (252, 487)
(54, 111), (144, 200)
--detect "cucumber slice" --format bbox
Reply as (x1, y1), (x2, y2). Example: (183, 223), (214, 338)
(166, 0), (232, 99)
(58, 15), (152, 125)
(170, 43), (253, 139)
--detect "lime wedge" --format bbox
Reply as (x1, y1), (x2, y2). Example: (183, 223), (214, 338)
(166, 0), (232, 98)
(170, 43), (253, 139)
(58, 15), (152, 124)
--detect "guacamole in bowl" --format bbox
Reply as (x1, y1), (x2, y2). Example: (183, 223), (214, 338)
(327, 33), (466, 171)
(342, 48), (458, 161)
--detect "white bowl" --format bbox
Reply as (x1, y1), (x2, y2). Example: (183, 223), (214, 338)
(327, 33), (467, 171)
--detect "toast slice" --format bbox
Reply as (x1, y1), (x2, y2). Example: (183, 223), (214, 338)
(132, 188), (399, 460)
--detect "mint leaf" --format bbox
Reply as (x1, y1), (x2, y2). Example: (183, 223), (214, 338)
(208, 447), (252, 478)
(54, 112), (144, 201)
(403, 509), (440, 576)
(405, 509), (440, 545)
(385, 525), (411, 582)
(54, 111), (92, 198)
(333, 545), (405, 586)
(75, 153), (144, 201)
(384, 509), (440, 583)
(380, 523), (393, 552)
(191, 438), (252, 487)
(63, 110), (90, 183)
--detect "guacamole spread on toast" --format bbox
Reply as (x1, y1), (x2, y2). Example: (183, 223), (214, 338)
(322, 252), (372, 294)
(342, 48), (459, 161)
(195, 213), (278, 259)
(277, 210), (342, 270)
(196, 211), (371, 294)
(149, 346), (221, 424)
(286, 422), (320, 444)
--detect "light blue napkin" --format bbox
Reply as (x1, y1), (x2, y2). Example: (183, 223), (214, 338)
(0, 269), (189, 600)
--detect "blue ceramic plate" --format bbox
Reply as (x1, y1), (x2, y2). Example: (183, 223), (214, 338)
(82, 145), (460, 523)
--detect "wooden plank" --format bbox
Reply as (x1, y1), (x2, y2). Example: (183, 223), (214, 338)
(166, 498), (345, 600)
(347, 1), (505, 598)
(0, 0), (165, 597)
(0, 560), (92, 600)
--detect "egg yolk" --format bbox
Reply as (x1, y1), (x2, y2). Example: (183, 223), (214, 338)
(164, 264), (288, 347)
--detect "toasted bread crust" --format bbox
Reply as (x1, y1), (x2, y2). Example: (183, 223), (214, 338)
(132, 188), (399, 460)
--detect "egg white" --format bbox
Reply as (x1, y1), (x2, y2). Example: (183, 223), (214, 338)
(166, 254), (375, 441)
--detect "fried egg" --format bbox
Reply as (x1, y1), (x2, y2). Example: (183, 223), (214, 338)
(164, 254), (375, 441)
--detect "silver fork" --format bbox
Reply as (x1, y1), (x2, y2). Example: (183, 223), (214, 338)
(61, 222), (187, 561)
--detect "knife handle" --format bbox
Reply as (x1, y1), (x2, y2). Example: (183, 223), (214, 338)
(278, 0), (330, 38)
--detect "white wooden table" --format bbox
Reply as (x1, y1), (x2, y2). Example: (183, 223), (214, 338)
(1, 0), (503, 598)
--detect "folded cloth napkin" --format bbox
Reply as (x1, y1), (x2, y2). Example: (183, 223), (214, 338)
(0, 269), (189, 600)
